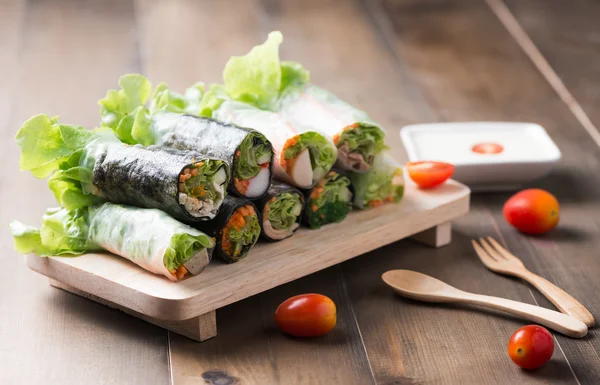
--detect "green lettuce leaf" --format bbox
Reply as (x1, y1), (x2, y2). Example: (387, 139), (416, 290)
(223, 31), (284, 110)
(164, 231), (214, 273)
(99, 74), (152, 129)
(227, 212), (260, 260)
(280, 61), (310, 91)
(15, 114), (95, 178)
(338, 123), (387, 163)
(235, 131), (272, 180)
(267, 192), (303, 230)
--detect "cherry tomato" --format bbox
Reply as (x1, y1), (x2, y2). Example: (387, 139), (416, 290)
(472, 142), (504, 154)
(508, 325), (554, 369)
(503, 189), (559, 235)
(406, 161), (455, 189)
(274, 294), (336, 337)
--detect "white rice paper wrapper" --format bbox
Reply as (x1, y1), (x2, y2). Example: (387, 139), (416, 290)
(88, 203), (212, 281)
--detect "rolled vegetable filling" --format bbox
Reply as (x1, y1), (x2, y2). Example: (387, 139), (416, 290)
(10, 203), (215, 281)
(281, 132), (337, 187)
(351, 153), (405, 209)
(178, 160), (228, 218)
(263, 192), (303, 240)
(221, 205), (261, 261)
(304, 170), (353, 229)
(233, 131), (273, 198)
(334, 123), (386, 173)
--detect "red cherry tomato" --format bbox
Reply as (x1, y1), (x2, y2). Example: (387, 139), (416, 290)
(406, 161), (455, 189)
(274, 294), (336, 337)
(472, 142), (504, 154)
(508, 325), (554, 369)
(503, 189), (559, 235)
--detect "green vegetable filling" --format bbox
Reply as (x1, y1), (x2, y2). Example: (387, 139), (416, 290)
(305, 172), (353, 229)
(235, 132), (272, 181)
(338, 124), (386, 165)
(362, 170), (404, 208)
(180, 160), (229, 203)
(267, 192), (303, 230)
(283, 132), (336, 182)
(163, 231), (214, 273)
(223, 207), (260, 261)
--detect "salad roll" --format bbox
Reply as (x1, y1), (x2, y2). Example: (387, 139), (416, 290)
(195, 196), (260, 263)
(16, 114), (229, 222)
(10, 203), (214, 281)
(210, 31), (385, 174)
(350, 153), (405, 209)
(278, 83), (386, 173)
(302, 169), (354, 229)
(255, 182), (304, 241)
(99, 76), (273, 200)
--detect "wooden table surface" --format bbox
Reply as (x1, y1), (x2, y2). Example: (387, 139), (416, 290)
(2, 0), (600, 384)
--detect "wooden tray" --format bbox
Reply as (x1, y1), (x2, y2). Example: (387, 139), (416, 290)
(26, 180), (470, 341)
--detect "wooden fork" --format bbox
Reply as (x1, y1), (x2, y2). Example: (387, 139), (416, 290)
(472, 237), (594, 327)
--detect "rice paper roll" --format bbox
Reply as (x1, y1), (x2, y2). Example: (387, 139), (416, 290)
(208, 96), (337, 189)
(16, 114), (229, 222)
(10, 203), (214, 281)
(99, 76), (274, 200)
(301, 169), (354, 229)
(255, 181), (304, 241)
(277, 83), (386, 173)
(194, 196), (260, 263)
(350, 153), (405, 209)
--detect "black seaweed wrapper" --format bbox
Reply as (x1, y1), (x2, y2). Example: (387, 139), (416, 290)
(300, 168), (355, 227)
(255, 181), (305, 242)
(93, 144), (214, 224)
(154, 114), (273, 200)
(194, 196), (258, 263)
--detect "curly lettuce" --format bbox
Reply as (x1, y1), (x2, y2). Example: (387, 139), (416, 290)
(226, 212), (260, 259)
(235, 131), (272, 180)
(267, 192), (303, 230)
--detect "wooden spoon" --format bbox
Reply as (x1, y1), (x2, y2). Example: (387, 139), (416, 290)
(382, 270), (588, 338)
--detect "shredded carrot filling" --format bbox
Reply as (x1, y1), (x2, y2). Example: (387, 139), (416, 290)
(235, 150), (241, 158)
(280, 135), (300, 170)
(312, 204), (318, 212)
(261, 162), (270, 169)
(192, 186), (206, 196)
(385, 196), (394, 203)
(333, 134), (340, 146)
(173, 265), (188, 280)
(221, 205), (254, 255)
(368, 200), (384, 208)
(233, 177), (250, 195)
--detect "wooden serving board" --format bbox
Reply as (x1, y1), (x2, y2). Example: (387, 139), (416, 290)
(26, 180), (470, 342)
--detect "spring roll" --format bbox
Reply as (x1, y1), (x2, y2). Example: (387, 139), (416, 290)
(255, 181), (304, 241)
(208, 95), (337, 189)
(350, 153), (405, 209)
(10, 203), (214, 281)
(16, 114), (229, 222)
(195, 196), (261, 263)
(301, 169), (354, 229)
(278, 83), (386, 173)
(99, 75), (274, 200)
(209, 31), (385, 174)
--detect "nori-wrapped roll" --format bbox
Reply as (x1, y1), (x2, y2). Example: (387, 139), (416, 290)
(151, 113), (273, 199)
(255, 182), (304, 241)
(194, 196), (261, 263)
(302, 169), (354, 229)
(16, 114), (230, 222)
(97, 75), (274, 200)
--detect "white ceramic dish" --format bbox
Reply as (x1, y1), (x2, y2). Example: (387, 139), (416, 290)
(400, 122), (562, 191)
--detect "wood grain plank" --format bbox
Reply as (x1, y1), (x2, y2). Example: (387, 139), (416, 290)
(375, 0), (600, 382)
(0, 1), (169, 384)
(501, 0), (600, 137)
(135, 1), (377, 384)
(264, 0), (577, 382)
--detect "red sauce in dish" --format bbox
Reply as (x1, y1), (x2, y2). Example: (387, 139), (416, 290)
(472, 142), (504, 154)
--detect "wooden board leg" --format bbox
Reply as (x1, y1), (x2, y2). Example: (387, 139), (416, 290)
(48, 279), (217, 342)
(410, 222), (452, 248)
